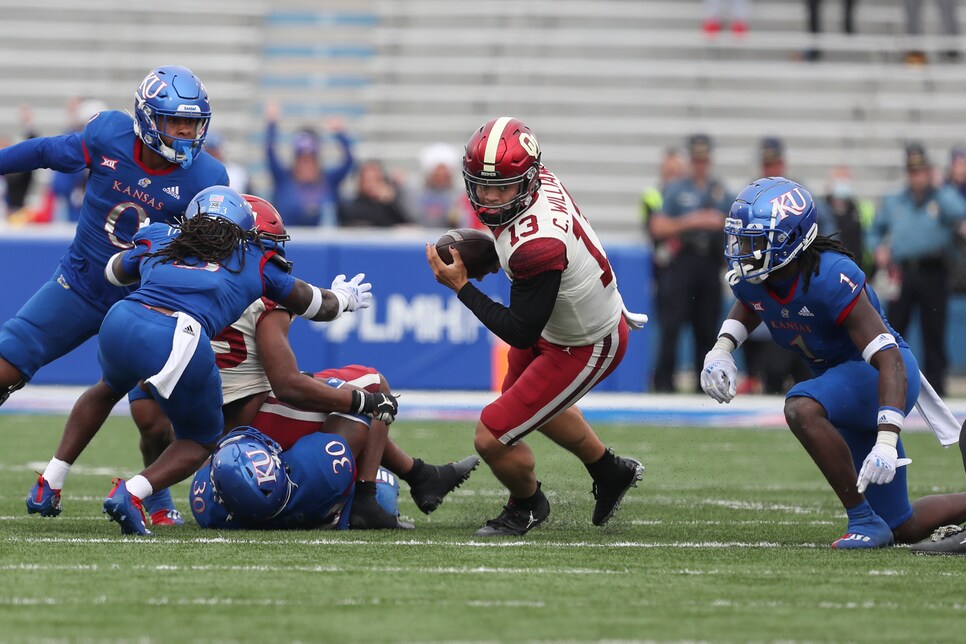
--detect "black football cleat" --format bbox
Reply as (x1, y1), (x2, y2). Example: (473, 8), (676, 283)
(591, 453), (644, 527)
(409, 455), (480, 514)
(349, 493), (414, 530)
(473, 489), (550, 538)
(909, 524), (966, 555)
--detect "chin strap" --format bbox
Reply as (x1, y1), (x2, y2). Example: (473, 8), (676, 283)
(0, 378), (26, 407)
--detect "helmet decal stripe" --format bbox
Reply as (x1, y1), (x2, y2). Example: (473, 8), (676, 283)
(483, 116), (513, 173)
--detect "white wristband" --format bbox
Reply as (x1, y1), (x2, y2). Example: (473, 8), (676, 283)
(712, 335), (737, 352)
(105, 251), (132, 286)
(717, 319), (748, 350)
(862, 333), (898, 364)
(300, 285), (324, 320)
(876, 407), (904, 431)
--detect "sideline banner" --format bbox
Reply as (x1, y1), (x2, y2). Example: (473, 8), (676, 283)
(0, 232), (652, 391)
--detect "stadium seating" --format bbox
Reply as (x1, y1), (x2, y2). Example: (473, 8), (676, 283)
(0, 0), (964, 233)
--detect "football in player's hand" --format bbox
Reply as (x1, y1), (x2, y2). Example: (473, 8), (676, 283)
(435, 228), (500, 280)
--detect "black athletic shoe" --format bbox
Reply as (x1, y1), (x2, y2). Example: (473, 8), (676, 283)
(909, 524), (966, 555)
(473, 490), (550, 538)
(349, 493), (415, 530)
(591, 453), (644, 526)
(409, 455), (480, 514)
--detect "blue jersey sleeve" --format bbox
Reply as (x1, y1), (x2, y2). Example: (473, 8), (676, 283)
(0, 132), (88, 175)
(262, 257), (296, 302)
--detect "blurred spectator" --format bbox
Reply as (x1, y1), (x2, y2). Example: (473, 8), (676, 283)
(703, 0), (750, 37)
(204, 131), (250, 194)
(650, 134), (733, 393)
(946, 145), (966, 200)
(738, 137), (812, 395)
(339, 160), (411, 228)
(264, 102), (354, 227)
(641, 147), (687, 264)
(870, 143), (966, 395)
(816, 165), (875, 270)
(4, 105), (39, 217)
(406, 142), (475, 229)
(904, 0), (960, 64)
(803, 0), (857, 62)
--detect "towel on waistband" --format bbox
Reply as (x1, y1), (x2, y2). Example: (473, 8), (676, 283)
(915, 371), (961, 446)
(145, 312), (201, 399)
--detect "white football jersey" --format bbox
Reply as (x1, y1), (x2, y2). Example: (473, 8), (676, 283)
(493, 167), (623, 346)
(211, 298), (290, 404)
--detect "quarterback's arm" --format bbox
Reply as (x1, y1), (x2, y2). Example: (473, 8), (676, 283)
(457, 271), (561, 349)
(256, 309), (355, 413)
(0, 132), (88, 175)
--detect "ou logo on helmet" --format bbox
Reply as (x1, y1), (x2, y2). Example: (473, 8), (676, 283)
(769, 187), (808, 222)
(519, 132), (539, 158)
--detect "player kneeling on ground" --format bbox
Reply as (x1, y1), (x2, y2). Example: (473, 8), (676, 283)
(701, 177), (966, 550)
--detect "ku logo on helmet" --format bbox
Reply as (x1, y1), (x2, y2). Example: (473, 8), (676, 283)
(770, 187), (809, 221)
(138, 73), (168, 100)
(245, 448), (278, 485)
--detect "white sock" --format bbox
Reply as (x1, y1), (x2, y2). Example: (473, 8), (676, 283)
(125, 475), (153, 501)
(42, 458), (71, 490)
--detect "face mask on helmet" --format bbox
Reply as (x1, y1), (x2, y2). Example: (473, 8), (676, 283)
(187, 186), (255, 233)
(463, 117), (542, 227)
(133, 65), (211, 169)
(211, 427), (292, 522)
(724, 177), (819, 286)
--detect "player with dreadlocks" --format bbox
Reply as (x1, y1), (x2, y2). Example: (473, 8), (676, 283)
(30, 186), (398, 536)
(699, 177), (966, 550)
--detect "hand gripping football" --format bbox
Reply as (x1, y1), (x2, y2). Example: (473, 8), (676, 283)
(435, 228), (500, 280)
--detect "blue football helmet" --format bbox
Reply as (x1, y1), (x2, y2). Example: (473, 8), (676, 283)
(211, 427), (292, 522)
(133, 65), (211, 169)
(724, 177), (818, 285)
(186, 186), (255, 233)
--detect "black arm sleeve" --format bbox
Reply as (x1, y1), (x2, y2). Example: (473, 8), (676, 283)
(457, 270), (561, 349)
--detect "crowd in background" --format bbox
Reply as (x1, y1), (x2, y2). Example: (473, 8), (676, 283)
(0, 98), (479, 231)
(642, 133), (966, 397)
(3, 91), (966, 397)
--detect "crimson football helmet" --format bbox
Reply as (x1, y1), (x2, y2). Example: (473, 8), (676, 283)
(243, 194), (290, 244)
(463, 117), (542, 227)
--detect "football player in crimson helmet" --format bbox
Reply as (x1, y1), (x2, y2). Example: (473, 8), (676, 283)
(428, 117), (648, 537)
(462, 117), (542, 227)
(244, 194), (291, 245)
(702, 178), (966, 550)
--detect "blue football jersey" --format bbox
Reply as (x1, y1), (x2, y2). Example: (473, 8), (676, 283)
(0, 110), (228, 311)
(123, 223), (296, 337)
(732, 251), (907, 375)
(191, 433), (355, 530)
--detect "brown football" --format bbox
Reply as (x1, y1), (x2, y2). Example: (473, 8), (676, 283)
(435, 228), (500, 280)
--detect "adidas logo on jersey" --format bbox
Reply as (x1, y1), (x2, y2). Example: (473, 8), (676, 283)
(798, 306), (814, 317)
(182, 324), (195, 336)
(163, 186), (181, 199)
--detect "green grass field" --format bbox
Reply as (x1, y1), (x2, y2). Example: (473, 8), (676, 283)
(1, 413), (964, 642)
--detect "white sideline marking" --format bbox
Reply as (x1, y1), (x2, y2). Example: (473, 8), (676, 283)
(0, 562), (619, 576)
(5, 536), (819, 548)
(630, 519), (837, 526)
(1, 595), (963, 611)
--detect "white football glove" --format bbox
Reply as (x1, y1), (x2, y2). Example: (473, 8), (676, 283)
(330, 273), (373, 312)
(622, 306), (649, 331)
(856, 444), (912, 494)
(700, 349), (738, 404)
